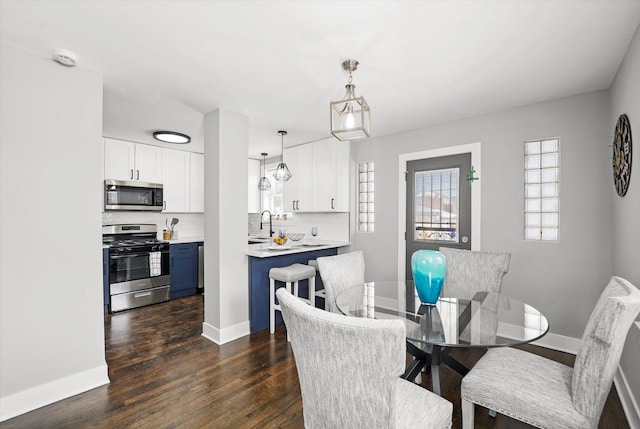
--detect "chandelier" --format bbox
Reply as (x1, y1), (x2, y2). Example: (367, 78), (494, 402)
(273, 130), (292, 182)
(330, 59), (371, 141)
(257, 152), (271, 191)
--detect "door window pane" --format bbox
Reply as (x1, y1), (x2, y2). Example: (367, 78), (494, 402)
(414, 167), (459, 243)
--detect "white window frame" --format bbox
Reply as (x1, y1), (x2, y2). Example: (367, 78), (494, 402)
(358, 161), (375, 233)
(524, 138), (560, 242)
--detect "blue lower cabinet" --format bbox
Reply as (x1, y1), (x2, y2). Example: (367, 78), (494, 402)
(170, 243), (198, 299)
(249, 248), (337, 333)
(103, 248), (110, 314)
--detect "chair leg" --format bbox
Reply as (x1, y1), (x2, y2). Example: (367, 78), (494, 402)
(462, 398), (475, 429)
(269, 278), (276, 334)
(309, 276), (315, 307)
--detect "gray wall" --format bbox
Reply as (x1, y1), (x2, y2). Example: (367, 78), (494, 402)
(0, 46), (107, 419)
(610, 24), (640, 423)
(351, 90), (613, 340)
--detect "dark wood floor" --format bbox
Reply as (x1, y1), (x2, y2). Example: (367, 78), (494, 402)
(1, 295), (630, 428)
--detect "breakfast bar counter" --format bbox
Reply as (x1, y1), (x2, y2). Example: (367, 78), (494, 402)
(247, 240), (350, 333)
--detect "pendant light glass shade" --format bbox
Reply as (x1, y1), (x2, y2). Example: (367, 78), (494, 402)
(273, 130), (292, 182)
(330, 60), (371, 141)
(258, 152), (271, 191)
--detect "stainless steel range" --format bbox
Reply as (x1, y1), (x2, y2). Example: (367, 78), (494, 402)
(103, 224), (170, 312)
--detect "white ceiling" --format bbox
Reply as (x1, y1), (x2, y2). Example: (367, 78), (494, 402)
(2, 0), (639, 158)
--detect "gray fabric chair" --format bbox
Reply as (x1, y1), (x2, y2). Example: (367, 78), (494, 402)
(461, 276), (640, 429)
(438, 247), (511, 300)
(276, 288), (453, 429)
(316, 250), (365, 313)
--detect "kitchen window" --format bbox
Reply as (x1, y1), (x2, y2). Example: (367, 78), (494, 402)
(524, 138), (559, 241)
(358, 162), (375, 232)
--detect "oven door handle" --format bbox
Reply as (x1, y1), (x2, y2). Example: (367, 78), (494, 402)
(109, 250), (169, 259)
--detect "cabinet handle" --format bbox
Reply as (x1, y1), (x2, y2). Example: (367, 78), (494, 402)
(136, 170), (140, 180)
(163, 201), (166, 210)
(331, 198), (335, 210)
(134, 291), (152, 298)
(130, 169), (134, 180)
(296, 200), (299, 210)
(292, 201), (296, 210)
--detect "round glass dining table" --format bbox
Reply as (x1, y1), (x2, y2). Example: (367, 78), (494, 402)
(335, 281), (549, 395)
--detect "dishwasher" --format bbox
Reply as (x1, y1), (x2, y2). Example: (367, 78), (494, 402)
(198, 243), (204, 292)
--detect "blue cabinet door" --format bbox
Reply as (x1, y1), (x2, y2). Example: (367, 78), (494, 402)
(170, 243), (198, 299)
(103, 248), (110, 314)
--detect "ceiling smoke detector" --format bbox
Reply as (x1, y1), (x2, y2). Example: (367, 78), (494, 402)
(52, 49), (77, 67)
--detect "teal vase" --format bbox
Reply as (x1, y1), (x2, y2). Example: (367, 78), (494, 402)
(411, 250), (447, 305)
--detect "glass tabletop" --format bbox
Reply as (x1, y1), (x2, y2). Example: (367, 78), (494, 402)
(335, 281), (549, 348)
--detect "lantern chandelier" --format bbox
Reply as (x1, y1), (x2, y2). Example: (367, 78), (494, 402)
(330, 59), (371, 141)
(273, 130), (292, 182)
(257, 152), (271, 191)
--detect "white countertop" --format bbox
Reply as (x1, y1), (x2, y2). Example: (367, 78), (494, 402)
(162, 236), (204, 244)
(247, 240), (350, 258)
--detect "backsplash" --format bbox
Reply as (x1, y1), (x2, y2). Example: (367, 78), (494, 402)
(248, 212), (350, 242)
(102, 212), (204, 239)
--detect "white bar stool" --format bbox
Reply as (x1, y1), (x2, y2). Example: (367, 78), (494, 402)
(307, 259), (327, 309)
(269, 263), (316, 335)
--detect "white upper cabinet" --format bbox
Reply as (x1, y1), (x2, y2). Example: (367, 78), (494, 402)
(248, 158), (261, 213)
(104, 138), (162, 183)
(312, 138), (349, 212)
(283, 143), (313, 212)
(283, 138), (350, 213)
(190, 153), (204, 213)
(162, 148), (191, 213)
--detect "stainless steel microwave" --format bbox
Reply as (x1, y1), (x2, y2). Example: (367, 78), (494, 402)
(104, 180), (164, 211)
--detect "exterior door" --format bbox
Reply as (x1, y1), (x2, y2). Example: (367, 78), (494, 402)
(406, 153), (472, 281)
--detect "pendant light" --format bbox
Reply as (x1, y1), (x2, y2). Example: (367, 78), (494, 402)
(273, 130), (292, 182)
(257, 152), (271, 191)
(330, 59), (371, 141)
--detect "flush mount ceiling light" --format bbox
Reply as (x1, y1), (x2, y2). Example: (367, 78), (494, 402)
(52, 49), (77, 67)
(330, 59), (371, 141)
(258, 152), (272, 191)
(273, 130), (292, 182)
(153, 131), (191, 144)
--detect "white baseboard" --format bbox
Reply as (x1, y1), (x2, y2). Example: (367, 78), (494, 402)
(615, 365), (640, 429)
(0, 364), (109, 422)
(497, 322), (582, 354)
(202, 320), (250, 345)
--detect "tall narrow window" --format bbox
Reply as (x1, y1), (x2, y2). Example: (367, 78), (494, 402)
(358, 162), (375, 232)
(525, 138), (559, 241)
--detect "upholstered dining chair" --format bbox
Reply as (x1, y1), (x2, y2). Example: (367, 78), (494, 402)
(438, 247), (511, 300)
(316, 250), (365, 313)
(276, 288), (453, 429)
(461, 276), (640, 429)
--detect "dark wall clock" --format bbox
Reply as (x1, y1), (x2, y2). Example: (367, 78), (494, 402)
(613, 114), (632, 197)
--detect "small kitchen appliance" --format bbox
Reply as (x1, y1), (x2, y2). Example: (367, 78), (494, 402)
(103, 224), (170, 312)
(104, 179), (164, 212)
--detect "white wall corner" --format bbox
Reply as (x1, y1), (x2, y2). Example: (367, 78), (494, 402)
(0, 365), (109, 422)
(615, 365), (640, 429)
(202, 320), (250, 345)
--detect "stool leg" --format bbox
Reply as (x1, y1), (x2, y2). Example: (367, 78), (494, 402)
(269, 278), (276, 334)
(293, 281), (299, 297)
(309, 275), (316, 308)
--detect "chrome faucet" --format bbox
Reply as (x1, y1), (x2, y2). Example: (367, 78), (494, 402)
(260, 210), (274, 237)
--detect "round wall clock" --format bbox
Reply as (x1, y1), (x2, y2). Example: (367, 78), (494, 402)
(612, 114), (632, 197)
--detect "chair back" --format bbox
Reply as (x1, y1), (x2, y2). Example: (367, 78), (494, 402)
(571, 276), (640, 423)
(438, 247), (511, 300)
(276, 288), (406, 429)
(317, 250), (365, 313)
